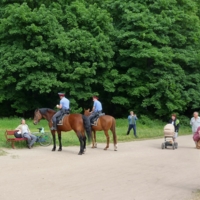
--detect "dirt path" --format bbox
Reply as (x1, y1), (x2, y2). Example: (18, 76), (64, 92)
(0, 135), (200, 200)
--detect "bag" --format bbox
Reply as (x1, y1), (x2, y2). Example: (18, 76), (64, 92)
(14, 131), (22, 138)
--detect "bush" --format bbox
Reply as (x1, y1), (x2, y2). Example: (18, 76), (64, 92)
(138, 115), (164, 127)
(178, 115), (190, 127)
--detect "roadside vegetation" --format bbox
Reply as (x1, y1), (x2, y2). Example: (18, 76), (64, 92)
(0, 116), (191, 149)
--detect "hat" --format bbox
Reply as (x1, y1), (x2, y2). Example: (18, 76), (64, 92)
(58, 93), (65, 96)
(93, 96), (98, 99)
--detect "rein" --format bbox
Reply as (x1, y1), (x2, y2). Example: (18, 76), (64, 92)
(37, 108), (56, 122)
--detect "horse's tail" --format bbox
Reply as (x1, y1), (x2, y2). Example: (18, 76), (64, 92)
(111, 117), (117, 145)
(82, 115), (92, 142)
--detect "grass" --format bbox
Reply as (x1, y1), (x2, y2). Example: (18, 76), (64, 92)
(0, 117), (192, 149)
(0, 149), (8, 156)
(190, 190), (200, 200)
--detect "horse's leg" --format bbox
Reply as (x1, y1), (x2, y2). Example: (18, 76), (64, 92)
(78, 134), (84, 155)
(51, 131), (56, 151)
(83, 135), (86, 153)
(94, 131), (97, 148)
(110, 118), (117, 151)
(57, 131), (62, 151)
(104, 130), (110, 150)
(91, 130), (95, 148)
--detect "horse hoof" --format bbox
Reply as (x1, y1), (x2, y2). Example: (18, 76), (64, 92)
(91, 146), (95, 148)
(58, 149), (62, 151)
(52, 148), (56, 151)
(104, 147), (108, 150)
(78, 152), (82, 155)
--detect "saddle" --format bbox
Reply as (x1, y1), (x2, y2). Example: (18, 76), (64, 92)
(57, 109), (70, 125)
(91, 113), (105, 126)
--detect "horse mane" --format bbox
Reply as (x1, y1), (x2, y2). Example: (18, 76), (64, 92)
(38, 108), (56, 115)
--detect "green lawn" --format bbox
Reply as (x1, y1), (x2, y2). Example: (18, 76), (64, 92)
(0, 117), (192, 149)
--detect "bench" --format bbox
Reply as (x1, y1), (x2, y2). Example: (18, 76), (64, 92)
(5, 130), (27, 149)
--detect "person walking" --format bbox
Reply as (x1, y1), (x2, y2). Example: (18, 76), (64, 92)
(190, 111), (200, 146)
(169, 114), (180, 142)
(88, 96), (102, 125)
(15, 118), (37, 149)
(126, 111), (138, 138)
(51, 93), (70, 131)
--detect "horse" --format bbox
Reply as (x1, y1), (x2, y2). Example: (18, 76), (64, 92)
(33, 108), (91, 155)
(84, 109), (117, 151)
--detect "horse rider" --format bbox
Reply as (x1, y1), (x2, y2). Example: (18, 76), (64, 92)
(88, 96), (102, 125)
(51, 93), (70, 131)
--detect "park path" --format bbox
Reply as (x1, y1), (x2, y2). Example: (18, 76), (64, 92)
(0, 135), (200, 200)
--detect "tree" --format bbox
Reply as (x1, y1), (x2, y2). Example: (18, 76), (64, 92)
(0, 0), (115, 115)
(105, 0), (200, 117)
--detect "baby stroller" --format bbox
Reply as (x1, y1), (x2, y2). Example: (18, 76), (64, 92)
(161, 124), (178, 150)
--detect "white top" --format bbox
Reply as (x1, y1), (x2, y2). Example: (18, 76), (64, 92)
(190, 117), (200, 133)
(15, 124), (31, 135)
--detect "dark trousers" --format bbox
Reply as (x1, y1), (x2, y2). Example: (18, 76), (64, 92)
(88, 111), (101, 124)
(127, 124), (137, 136)
(52, 109), (70, 129)
(52, 110), (62, 128)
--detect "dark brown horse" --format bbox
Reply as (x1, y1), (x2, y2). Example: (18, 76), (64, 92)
(84, 109), (117, 151)
(33, 108), (91, 155)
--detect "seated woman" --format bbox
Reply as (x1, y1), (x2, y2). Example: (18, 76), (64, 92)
(193, 126), (200, 148)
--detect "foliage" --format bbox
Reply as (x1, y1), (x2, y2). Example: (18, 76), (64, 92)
(0, 0), (115, 114)
(105, 0), (200, 117)
(0, 0), (200, 118)
(0, 117), (191, 148)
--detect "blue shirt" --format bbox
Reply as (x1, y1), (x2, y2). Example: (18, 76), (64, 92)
(60, 97), (70, 109)
(93, 100), (102, 112)
(128, 115), (138, 125)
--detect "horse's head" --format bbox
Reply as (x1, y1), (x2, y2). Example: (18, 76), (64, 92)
(34, 108), (56, 125)
(84, 109), (91, 116)
(33, 109), (42, 125)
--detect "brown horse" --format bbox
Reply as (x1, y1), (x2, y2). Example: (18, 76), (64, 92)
(84, 109), (117, 151)
(33, 108), (91, 155)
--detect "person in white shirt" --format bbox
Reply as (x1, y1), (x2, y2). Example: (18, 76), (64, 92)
(15, 118), (37, 149)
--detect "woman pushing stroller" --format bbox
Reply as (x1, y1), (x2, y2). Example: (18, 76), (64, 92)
(169, 114), (180, 142)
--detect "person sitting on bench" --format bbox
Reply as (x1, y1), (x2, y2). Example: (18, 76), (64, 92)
(15, 118), (37, 149)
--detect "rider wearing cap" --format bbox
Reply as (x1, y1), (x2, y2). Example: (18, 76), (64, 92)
(88, 96), (102, 125)
(51, 93), (70, 131)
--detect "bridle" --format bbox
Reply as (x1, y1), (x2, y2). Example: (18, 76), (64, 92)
(34, 110), (41, 124)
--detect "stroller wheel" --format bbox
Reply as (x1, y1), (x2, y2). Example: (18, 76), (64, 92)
(175, 142), (178, 149)
(161, 143), (165, 149)
(172, 143), (175, 150)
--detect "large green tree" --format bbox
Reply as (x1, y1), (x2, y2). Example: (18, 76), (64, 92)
(0, 0), (115, 116)
(106, 0), (200, 117)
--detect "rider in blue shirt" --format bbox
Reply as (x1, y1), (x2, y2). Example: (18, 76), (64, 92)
(51, 93), (70, 130)
(88, 96), (102, 125)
